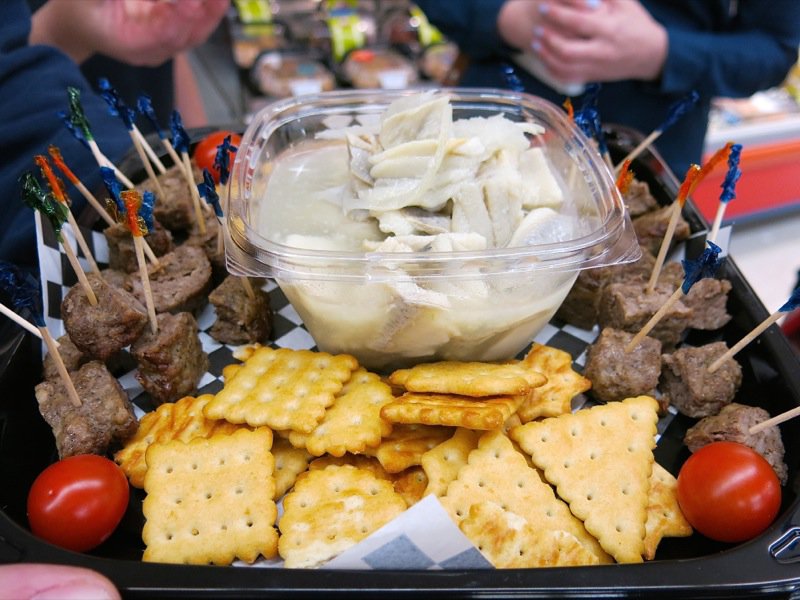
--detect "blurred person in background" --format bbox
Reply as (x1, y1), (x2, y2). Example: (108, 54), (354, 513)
(415, 0), (800, 177)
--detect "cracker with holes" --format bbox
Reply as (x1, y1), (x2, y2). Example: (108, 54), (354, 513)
(272, 437), (312, 499)
(388, 361), (546, 397)
(381, 392), (528, 430)
(517, 344), (591, 422)
(459, 501), (601, 568)
(142, 427), (278, 565)
(114, 394), (251, 488)
(510, 395), (659, 564)
(308, 453), (393, 481)
(288, 369), (394, 456)
(421, 428), (481, 497)
(643, 462), (692, 560)
(441, 430), (611, 563)
(204, 346), (359, 433)
(392, 466), (429, 507)
(361, 423), (453, 473)
(278, 464), (407, 568)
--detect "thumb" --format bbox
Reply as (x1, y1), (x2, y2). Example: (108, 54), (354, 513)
(0, 564), (120, 600)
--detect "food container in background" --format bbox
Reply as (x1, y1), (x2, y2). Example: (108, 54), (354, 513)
(418, 41), (460, 83)
(251, 50), (337, 98)
(225, 89), (639, 370)
(340, 47), (418, 89)
(307, 6), (378, 64)
(229, 19), (289, 69)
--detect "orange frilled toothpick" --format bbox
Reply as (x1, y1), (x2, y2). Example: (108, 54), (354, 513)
(48, 145), (115, 228)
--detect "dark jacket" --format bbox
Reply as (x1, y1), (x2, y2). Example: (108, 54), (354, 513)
(415, 0), (800, 177)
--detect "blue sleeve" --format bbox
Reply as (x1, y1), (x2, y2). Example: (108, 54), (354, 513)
(656, 1), (800, 98)
(414, 0), (509, 60)
(0, 0), (132, 269)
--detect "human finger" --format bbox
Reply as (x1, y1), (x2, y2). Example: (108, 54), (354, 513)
(538, 0), (607, 39)
(0, 564), (120, 600)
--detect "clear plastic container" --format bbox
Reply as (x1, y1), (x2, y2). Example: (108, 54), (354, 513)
(225, 89), (639, 370)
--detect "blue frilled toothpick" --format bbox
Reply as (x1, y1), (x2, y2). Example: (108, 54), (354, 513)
(615, 90), (700, 173)
(708, 143), (743, 243)
(0, 261), (81, 406)
(170, 110), (207, 235)
(138, 94), (184, 172)
(626, 241), (723, 352)
(98, 78), (166, 196)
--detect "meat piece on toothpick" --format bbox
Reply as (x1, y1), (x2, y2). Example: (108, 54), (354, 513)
(684, 403), (787, 485)
(61, 273), (148, 361)
(131, 311), (209, 406)
(622, 178), (659, 218)
(35, 361), (137, 458)
(104, 218), (173, 273)
(137, 164), (197, 232)
(632, 204), (691, 257)
(209, 275), (272, 345)
(583, 327), (662, 406)
(42, 335), (88, 381)
(661, 342), (742, 419)
(125, 244), (212, 315)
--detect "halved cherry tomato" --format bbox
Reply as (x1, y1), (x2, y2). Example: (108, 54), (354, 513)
(676, 441), (781, 543)
(27, 454), (130, 552)
(193, 130), (242, 183)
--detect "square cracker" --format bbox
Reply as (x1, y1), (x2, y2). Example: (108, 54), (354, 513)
(272, 437), (312, 499)
(380, 392), (527, 430)
(440, 430), (611, 564)
(510, 395), (659, 564)
(114, 394), (252, 488)
(278, 464), (407, 568)
(288, 369), (394, 456)
(142, 427), (278, 565)
(643, 462), (692, 560)
(389, 361), (546, 397)
(517, 344), (591, 422)
(420, 428), (481, 497)
(459, 501), (600, 568)
(203, 347), (359, 433)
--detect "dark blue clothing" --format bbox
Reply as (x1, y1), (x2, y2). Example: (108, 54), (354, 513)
(1, 0), (132, 269)
(415, 0), (800, 178)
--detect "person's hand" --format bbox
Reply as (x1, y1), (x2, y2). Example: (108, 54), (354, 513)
(0, 563), (120, 600)
(31, 0), (230, 66)
(531, 0), (668, 83)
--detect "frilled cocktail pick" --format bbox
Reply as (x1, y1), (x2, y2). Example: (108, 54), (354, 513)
(710, 285), (800, 377)
(615, 90), (700, 172)
(22, 171), (98, 306)
(100, 166), (160, 267)
(214, 135), (238, 187)
(708, 143), (742, 244)
(170, 110), (206, 234)
(49, 145), (114, 227)
(62, 86), (135, 188)
(626, 241), (723, 352)
(98, 78), (165, 195)
(137, 93), (183, 173)
(35, 155), (101, 276)
(119, 189), (158, 334)
(0, 261), (80, 406)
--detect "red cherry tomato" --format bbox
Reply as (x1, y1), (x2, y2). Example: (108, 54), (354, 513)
(677, 441), (781, 543)
(27, 454), (130, 552)
(193, 131), (242, 183)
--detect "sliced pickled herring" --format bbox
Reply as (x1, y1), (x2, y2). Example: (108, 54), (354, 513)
(519, 147), (564, 210)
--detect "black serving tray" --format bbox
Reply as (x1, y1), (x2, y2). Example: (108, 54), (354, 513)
(2, 126), (800, 599)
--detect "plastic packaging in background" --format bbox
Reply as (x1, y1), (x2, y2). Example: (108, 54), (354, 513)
(251, 50), (336, 98)
(341, 47), (419, 89)
(225, 89), (639, 369)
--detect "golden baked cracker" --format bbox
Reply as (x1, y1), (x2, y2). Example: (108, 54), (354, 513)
(441, 430), (611, 564)
(272, 437), (312, 499)
(308, 454), (392, 481)
(643, 462), (692, 560)
(380, 392), (527, 430)
(510, 395), (659, 564)
(222, 363), (243, 382)
(517, 344), (591, 422)
(278, 465), (407, 568)
(142, 428), (278, 565)
(459, 501), (600, 568)
(362, 423), (453, 473)
(114, 394), (255, 488)
(392, 466), (428, 507)
(288, 369), (394, 457)
(420, 428), (481, 497)
(204, 346), (359, 433)
(388, 361), (546, 397)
